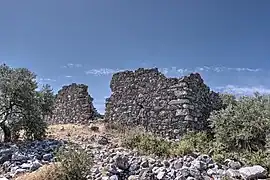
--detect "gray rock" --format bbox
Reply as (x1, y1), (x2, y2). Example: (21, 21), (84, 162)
(163, 160), (170, 168)
(108, 164), (119, 175)
(196, 154), (213, 165)
(115, 155), (130, 170)
(157, 171), (166, 179)
(12, 153), (29, 161)
(191, 159), (207, 171)
(109, 175), (119, 180)
(128, 175), (139, 180)
(180, 167), (190, 177)
(173, 159), (183, 169)
(225, 168), (241, 179)
(98, 136), (109, 145)
(102, 177), (110, 180)
(0, 149), (13, 156)
(189, 168), (201, 179)
(141, 160), (149, 168)
(0, 154), (12, 164)
(20, 163), (32, 169)
(92, 167), (100, 174)
(225, 159), (241, 170)
(174, 175), (186, 180)
(30, 160), (42, 171)
(43, 153), (53, 161)
(239, 165), (268, 179)
(129, 162), (140, 172)
(0, 177), (9, 180)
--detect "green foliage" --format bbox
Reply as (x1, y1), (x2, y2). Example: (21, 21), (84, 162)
(219, 93), (237, 107)
(172, 132), (212, 156)
(0, 64), (55, 142)
(38, 84), (55, 118)
(122, 131), (173, 157)
(209, 93), (270, 152)
(122, 130), (213, 157)
(55, 144), (93, 180)
(241, 150), (270, 169)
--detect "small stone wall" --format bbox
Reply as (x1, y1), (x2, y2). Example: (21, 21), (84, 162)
(47, 83), (98, 124)
(105, 68), (222, 139)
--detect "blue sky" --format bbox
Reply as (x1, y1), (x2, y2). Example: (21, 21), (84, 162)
(0, 0), (270, 114)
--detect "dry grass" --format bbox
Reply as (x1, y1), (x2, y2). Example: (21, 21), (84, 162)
(14, 163), (60, 180)
(47, 122), (106, 142)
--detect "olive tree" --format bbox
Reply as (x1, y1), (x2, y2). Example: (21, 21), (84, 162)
(219, 93), (237, 108)
(0, 64), (54, 142)
(209, 93), (270, 152)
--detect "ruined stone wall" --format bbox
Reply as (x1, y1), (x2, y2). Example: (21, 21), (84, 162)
(47, 83), (98, 124)
(105, 68), (222, 139)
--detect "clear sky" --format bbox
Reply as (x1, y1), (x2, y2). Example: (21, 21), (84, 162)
(0, 0), (270, 113)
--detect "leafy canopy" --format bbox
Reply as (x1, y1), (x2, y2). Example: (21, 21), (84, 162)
(0, 64), (54, 141)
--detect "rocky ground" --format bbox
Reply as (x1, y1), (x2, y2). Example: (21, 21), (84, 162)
(0, 123), (269, 180)
(0, 139), (64, 179)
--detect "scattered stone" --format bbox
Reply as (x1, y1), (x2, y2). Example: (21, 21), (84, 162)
(90, 126), (100, 132)
(225, 159), (242, 170)
(225, 168), (241, 179)
(109, 175), (118, 180)
(239, 165), (268, 179)
(43, 153), (53, 161)
(115, 155), (129, 170)
(0, 177), (9, 180)
(0, 139), (62, 179)
(156, 171), (166, 179)
(98, 136), (109, 145)
(0, 126), (269, 180)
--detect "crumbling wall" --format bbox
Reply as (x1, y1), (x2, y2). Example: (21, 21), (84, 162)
(47, 83), (98, 124)
(105, 68), (222, 139)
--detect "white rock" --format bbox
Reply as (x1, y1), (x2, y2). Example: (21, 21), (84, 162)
(109, 175), (119, 180)
(157, 171), (166, 179)
(239, 165), (268, 179)
(20, 163), (32, 169)
(225, 168), (241, 178)
(0, 178), (9, 180)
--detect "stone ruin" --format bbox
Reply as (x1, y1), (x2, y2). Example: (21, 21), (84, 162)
(47, 83), (98, 124)
(105, 68), (223, 139)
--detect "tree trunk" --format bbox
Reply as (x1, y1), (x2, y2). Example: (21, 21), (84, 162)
(0, 123), (11, 142)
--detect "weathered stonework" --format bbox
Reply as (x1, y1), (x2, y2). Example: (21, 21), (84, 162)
(47, 83), (98, 124)
(105, 68), (223, 139)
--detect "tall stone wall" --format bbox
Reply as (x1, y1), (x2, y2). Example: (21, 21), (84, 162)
(105, 68), (223, 139)
(47, 83), (98, 124)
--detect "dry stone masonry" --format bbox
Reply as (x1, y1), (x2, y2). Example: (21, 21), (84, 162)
(105, 68), (223, 139)
(47, 83), (98, 124)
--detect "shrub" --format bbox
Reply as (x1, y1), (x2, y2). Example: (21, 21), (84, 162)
(240, 150), (270, 170)
(55, 144), (93, 180)
(209, 93), (270, 152)
(122, 130), (212, 157)
(15, 144), (93, 180)
(105, 122), (130, 134)
(219, 93), (237, 108)
(172, 132), (212, 156)
(122, 131), (173, 157)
